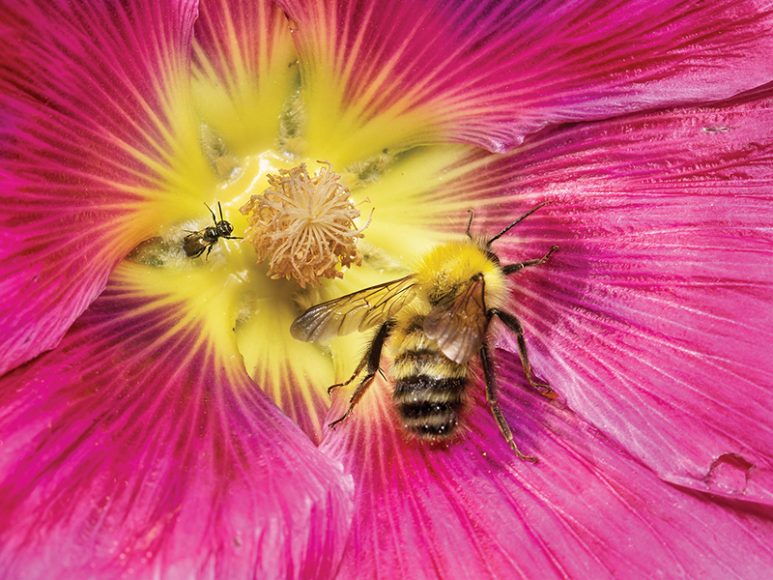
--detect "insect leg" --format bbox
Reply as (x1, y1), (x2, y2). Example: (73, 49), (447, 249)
(488, 309), (556, 399)
(327, 355), (367, 395)
(329, 321), (394, 428)
(480, 341), (537, 463)
(501, 245), (558, 275)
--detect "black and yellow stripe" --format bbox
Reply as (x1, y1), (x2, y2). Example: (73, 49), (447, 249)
(392, 315), (468, 439)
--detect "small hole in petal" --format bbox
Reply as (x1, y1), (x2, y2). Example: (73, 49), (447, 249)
(705, 453), (753, 494)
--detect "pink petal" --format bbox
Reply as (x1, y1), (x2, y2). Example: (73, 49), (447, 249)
(0, 0), (198, 374)
(322, 358), (773, 577)
(425, 85), (773, 508)
(279, 0), (773, 152)
(192, 0), (298, 151)
(0, 263), (353, 577)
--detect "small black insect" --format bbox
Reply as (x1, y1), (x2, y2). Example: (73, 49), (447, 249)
(183, 202), (241, 258)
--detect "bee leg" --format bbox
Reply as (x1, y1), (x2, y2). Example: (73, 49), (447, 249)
(501, 245), (558, 275)
(328, 321), (394, 428)
(488, 309), (556, 400)
(328, 372), (377, 429)
(480, 342), (538, 463)
(205, 245), (213, 260)
(327, 356), (367, 395)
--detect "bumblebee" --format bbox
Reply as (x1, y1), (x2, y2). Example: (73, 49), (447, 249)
(291, 203), (558, 461)
(183, 201), (241, 258)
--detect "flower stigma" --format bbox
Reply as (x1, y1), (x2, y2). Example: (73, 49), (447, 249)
(240, 163), (370, 288)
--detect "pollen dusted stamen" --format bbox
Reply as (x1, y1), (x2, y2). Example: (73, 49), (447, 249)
(240, 163), (369, 287)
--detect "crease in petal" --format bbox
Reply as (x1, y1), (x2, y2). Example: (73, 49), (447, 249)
(0, 261), (353, 577)
(0, 0), (207, 374)
(280, 0), (773, 156)
(321, 357), (773, 578)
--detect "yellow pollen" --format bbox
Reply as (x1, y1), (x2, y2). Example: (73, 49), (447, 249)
(240, 163), (369, 287)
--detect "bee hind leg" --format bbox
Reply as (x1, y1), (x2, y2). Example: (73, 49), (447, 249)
(328, 320), (394, 428)
(488, 308), (556, 400)
(327, 356), (367, 395)
(328, 372), (377, 429)
(480, 341), (538, 463)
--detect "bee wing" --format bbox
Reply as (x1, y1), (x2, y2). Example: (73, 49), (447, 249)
(424, 276), (487, 364)
(291, 275), (418, 342)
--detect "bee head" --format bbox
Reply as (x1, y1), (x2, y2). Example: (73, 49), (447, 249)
(216, 220), (234, 237)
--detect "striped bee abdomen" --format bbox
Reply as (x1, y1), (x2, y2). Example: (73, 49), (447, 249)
(394, 373), (467, 439)
(392, 330), (468, 439)
(390, 314), (469, 439)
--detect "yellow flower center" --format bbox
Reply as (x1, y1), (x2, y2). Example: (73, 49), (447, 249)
(240, 163), (369, 287)
(127, 42), (473, 440)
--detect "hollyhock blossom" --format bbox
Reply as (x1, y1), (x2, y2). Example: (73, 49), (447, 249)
(1, 0), (772, 578)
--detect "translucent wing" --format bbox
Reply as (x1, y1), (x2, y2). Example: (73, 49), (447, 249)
(291, 275), (418, 342)
(424, 276), (487, 364)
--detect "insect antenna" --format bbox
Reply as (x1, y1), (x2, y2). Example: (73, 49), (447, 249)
(205, 202), (217, 225)
(217, 201), (224, 222)
(465, 209), (475, 239)
(486, 201), (548, 248)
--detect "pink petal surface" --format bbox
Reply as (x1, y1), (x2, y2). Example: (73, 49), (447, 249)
(259, 361), (331, 445)
(195, 0), (278, 80)
(280, 0), (773, 152)
(0, 0), (198, 374)
(0, 263), (353, 577)
(420, 85), (773, 509)
(322, 358), (773, 578)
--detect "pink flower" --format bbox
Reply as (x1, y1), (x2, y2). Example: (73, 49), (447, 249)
(1, 0), (772, 577)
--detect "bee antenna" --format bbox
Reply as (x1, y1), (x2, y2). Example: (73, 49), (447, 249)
(217, 201), (224, 222)
(465, 209), (475, 239)
(486, 201), (548, 247)
(204, 202), (216, 224)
